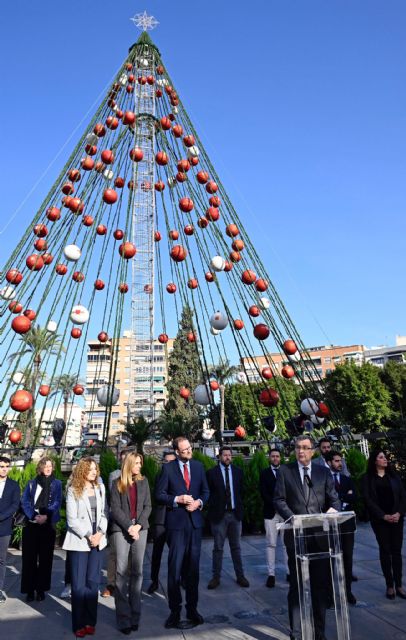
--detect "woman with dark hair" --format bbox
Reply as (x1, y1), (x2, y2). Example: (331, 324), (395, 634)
(361, 448), (406, 599)
(20, 456), (62, 602)
(110, 452), (151, 634)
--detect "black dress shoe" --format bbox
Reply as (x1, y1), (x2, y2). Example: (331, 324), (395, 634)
(164, 612), (181, 629)
(236, 576), (250, 587)
(26, 592), (35, 602)
(207, 576), (220, 589)
(36, 591), (45, 601)
(386, 588), (396, 600)
(347, 592), (357, 605)
(351, 574), (358, 582)
(396, 588), (406, 599)
(119, 628), (131, 635)
(186, 610), (204, 625)
(266, 575), (275, 588)
(147, 581), (158, 594)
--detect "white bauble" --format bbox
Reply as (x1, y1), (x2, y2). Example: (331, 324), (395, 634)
(12, 372), (25, 385)
(194, 384), (211, 405)
(119, 73), (128, 86)
(70, 305), (90, 325)
(210, 256), (226, 272)
(310, 414), (325, 425)
(210, 311), (229, 330)
(64, 244), (81, 262)
(259, 296), (271, 310)
(157, 78), (169, 87)
(97, 385), (120, 406)
(47, 320), (57, 332)
(103, 169), (114, 181)
(167, 176), (177, 188)
(85, 133), (99, 145)
(210, 327), (221, 335)
(300, 398), (319, 416)
(0, 286), (15, 300)
(236, 372), (247, 384)
(288, 351), (301, 362)
(172, 106), (179, 115)
(187, 145), (200, 158)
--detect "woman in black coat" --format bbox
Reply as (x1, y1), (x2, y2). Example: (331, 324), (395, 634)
(361, 448), (406, 599)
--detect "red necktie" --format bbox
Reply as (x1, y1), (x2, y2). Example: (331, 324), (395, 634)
(183, 463), (190, 491)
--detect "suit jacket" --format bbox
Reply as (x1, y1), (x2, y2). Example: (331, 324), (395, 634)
(259, 467), (279, 520)
(155, 459), (209, 530)
(332, 472), (357, 533)
(110, 477), (152, 537)
(108, 469), (121, 493)
(274, 461), (341, 522)
(153, 467), (167, 528)
(21, 477), (62, 524)
(313, 454), (350, 477)
(206, 464), (244, 523)
(63, 484), (108, 551)
(361, 472), (406, 523)
(0, 478), (21, 536)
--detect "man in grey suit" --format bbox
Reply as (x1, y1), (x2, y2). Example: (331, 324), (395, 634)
(274, 435), (341, 640)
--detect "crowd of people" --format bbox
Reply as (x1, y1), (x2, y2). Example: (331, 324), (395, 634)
(0, 434), (405, 639)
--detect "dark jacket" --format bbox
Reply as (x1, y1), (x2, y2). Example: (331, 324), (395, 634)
(274, 461), (341, 522)
(110, 477), (152, 537)
(21, 477), (62, 524)
(0, 478), (21, 536)
(206, 464), (244, 523)
(361, 472), (406, 523)
(259, 467), (279, 520)
(333, 472), (357, 533)
(155, 459), (209, 529)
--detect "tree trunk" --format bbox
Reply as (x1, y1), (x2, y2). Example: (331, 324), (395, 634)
(220, 384), (225, 441)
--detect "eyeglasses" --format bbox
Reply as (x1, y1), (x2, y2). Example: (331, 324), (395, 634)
(295, 446), (313, 452)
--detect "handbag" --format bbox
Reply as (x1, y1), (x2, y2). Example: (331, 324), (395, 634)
(13, 507), (29, 528)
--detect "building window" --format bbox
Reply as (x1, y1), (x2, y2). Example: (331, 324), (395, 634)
(324, 357), (331, 364)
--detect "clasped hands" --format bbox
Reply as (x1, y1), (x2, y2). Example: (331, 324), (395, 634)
(176, 494), (200, 512)
(34, 514), (47, 525)
(384, 512), (401, 523)
(127, 523), (142, 540)
(88, 531), (103, 547)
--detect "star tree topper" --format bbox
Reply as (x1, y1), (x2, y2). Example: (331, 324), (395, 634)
(130, 11), (159, 31)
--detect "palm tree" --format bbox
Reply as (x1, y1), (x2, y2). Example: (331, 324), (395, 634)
(49, 373), (82, 448)
(208, 358), (239, 438)
(8, 325), (65, 446)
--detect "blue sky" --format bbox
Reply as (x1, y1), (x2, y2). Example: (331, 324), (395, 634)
(0, 0), (405, 351)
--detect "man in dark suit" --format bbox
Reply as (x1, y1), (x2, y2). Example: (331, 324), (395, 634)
(325, 450), (357, 605)
(155, 437), (209, 629)
(206, 446), (249, 589)
(0, 456), (21, 603)
(147, 449), (176, 594)
(259, 448), (289, 587)
(274, 435), (341, 640)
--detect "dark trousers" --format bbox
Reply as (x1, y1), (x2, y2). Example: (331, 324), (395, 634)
(371, 518), (404, 588)
(341, 531), (355, 595)
(21, 522), (56, 594)
(166, 519), (202, 615)
(211, 511), (244, 579)
(150, 525), (166, 582)
(286, 531), (329, 640)
(64, 550), (71, 585)
(0, 535), (11, 591)
(70, 548), (103, 633)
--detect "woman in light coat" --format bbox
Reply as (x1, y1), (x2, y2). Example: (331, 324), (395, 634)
(110, 452), (151, 634)
(63, 457), (107, 638)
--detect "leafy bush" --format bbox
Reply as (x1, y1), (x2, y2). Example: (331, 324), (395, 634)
(192, 450), (216, 471)
(142, 455), (160, 496)
(99, 449), (118, 490)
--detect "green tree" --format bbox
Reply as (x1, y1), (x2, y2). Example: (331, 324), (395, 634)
(155, 413), (201, 443)
(208, 358), (239, 438)
(324, 361), (392, 433)
(123, 415), (153, 454)
(49, 373), (82, 447)
(379, 361), (406, 427)
(9, 325), (65, 446)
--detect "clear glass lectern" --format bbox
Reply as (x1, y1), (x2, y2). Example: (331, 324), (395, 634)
(279, 511), (355, 640)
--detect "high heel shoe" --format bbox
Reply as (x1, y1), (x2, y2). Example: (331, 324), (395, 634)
(386, 588), (396, 600)
(396, 588), (406, 599)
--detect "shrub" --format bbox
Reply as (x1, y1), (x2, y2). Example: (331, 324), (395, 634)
(99, 449), (118, 490)
(192, 450), (216, 471)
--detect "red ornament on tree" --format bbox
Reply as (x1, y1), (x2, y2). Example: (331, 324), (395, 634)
(184, 224), (194, 236)
(34, 238), (48, 251)
(254, 324), (270, 340)
(6, 269), (23, 284)
(103, 189), (118, 205)
(33, 224), (48, 237)
(93, 123), (106, 137)
(72, 271), (85, 283)
(39, 385), (51, 397)
(183, 135), (195, 147)
(233, 319), (244, 330)
(281, 365), (295, 379)
(187, 332), (196, 343)
(179, 387), (190, 400)
(196, 171), (209, 184)
(130, 148), (143, 162)
(187, 278), (199, 289)
(8, 429), (23, 443)
(81, 156), (95, 171)
(261, 367), (273, 380)
(160, 116), (172, 130)
(12, 316), (31, 334)
(241, 270), (257, 285)
(71, 328), (82, 339)
(158, 333), (169, 344)
(42, 253), (54, 265)
(170, 245), (188, 262)
(210, 380), (219, 391)
(119, 242), (136, 259)
(283, 339), (298, 355)
(23, 309), (36, 320)
(154, 180), (165, 192)
(94, 279), (105, 290)
(9, 301), (23, 314)
(26, 254), (44, 271)
(96, 225), (107, 235)
(169, 230), (179, 240)
(73, 384), (84, 395)
(249, 305), (260, 317)
(55, 264), (68, 275)
(101, 149), (115, 164)
(234, 425), (246, 439)
(259, 389), (280, 407)
(114, 176), (125, 188)
(98, 331), (109, 343)
(166, 283), (177, 294)
(46, 207), (61, 221)
(206, 207), (220, 222)
(225, 224), (240, 237)
(206, 181), (218, 194)
(255, 278), (268, 292)
(155, 151), (168, 165)
(179, 197), (194, 212)
(10, 390), (33, 412)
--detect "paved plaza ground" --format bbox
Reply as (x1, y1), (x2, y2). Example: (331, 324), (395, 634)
(1, 522), (405, 639)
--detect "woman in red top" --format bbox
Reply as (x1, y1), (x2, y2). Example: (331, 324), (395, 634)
(110, 453), (151, 634)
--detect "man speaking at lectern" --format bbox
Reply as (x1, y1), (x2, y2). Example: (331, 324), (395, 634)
(274, 434), (341, 640)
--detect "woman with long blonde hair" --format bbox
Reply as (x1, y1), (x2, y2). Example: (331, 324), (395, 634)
(63, 457), (107, 637)
(110, 452), (151, 634)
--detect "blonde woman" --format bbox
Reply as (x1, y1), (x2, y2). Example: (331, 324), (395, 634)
(110, 452), (151, 634)
(63, 457), (107, 638)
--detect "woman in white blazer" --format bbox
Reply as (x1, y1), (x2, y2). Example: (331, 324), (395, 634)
(63, 457), (107, 638)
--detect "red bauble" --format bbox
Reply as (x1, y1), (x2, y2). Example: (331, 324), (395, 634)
(210, 380), (219, 391)
(33, 224), (48, 237)
(155, 89), (163, 98)
(205, 272), (215, 282)
(71, 328), (82, 339)
(158, 333), (169, 344)
(85, 144), (97, 156)
(209, 196), (221, 207)
(42, 253), (53, 265)
(206, 207), (220, 222)
(170, 245), (187, 262)
(241, 270), (257, 285)
(39, 385), (51, 397)
(98, 331), (109, 342)
(68, 168), (81, 182)
(316, 402), (330, 418)
(34, 238), (48, 251)
(23, 309), (36, 320)
(127, 180), (136, 191)
(72, 271), (85, 283)
(179, 197), (194, 213)
(281, 365), (295, 379)
(116, 109), (124, 119)
(9, 301), (23, 314)
(68, 198), (84, 214)
(177, 159), (190, 172)
(283, 339), (298, 355)
(6, 269), (23, 284)
(229, 251), (241, 263)
(8, 429), (23, 443)
(224, 261), (233, 272)
(179, 387), (190, 400)
(113, 229), (124, 240)
(138, 76), (147, 85)
(147, 75), (155, 85)
(96, 224), (107, 235)
(101, 149), (114, 164)
(55, 264), (68, 275)
(166, 283), (177, 294)
(154, 231), (162, 242)
(197, 217), (209, 229)
(73, 384), (84, 395)
(233, 319), (244, 330)
(119, 242), (136, 259)
(187, 278), (198, 289)
(184, 224), (194, 236)
(114, 177), (125, 188)
(103, 189), (118, 204)
(154, 180), (165, 192)
(130, 147), (143, 162)
(254, 323), (270, 340)
(160, 116), (172, 130)
(81, 156), (95, 171)
(259, 388), (280, 407)
(172, 124), (183, 138)
(94, 279), (105, 290)
(225, 224), (240, 237)
(156, 65), (164, 74)
(82, 215), (94, 226)
(234, 425), (246, 439)
(93, 123), (106, 137)
(12, 316), (31, 334)
(126, 84), (134, 94)
(176, 172), (187, 183)
(155, 151), (168, 166)
(190, 156), (199, 166)
(206, 181), (218, 194)
(187, 332), (196, 343)
(196, 170), (209, 184)
(106, 116), (119, 130)
(169, 230), (179, 241)
(95, 161), (105, 174)
(250, 305), (263, 318)
(232, 239), (244, 251)
(46, 207), (61, 221)
(10, 390), (33, 412)
(183, 135), (195, 147)
(118, 283), (129, 293)
(255, 278), (268, 292)
(261, 367), (273, 380)
(123, 111), (136, 125)
(62, 182), (74, 195)
(26, 254), (44, 271)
